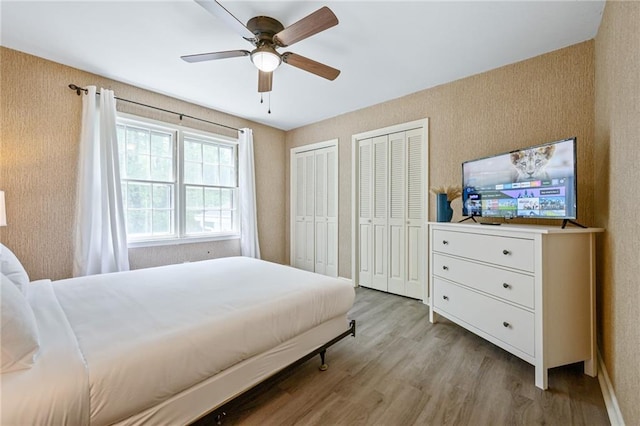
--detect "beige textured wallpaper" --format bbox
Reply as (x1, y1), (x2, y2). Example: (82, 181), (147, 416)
(285, 41), (595, 280)
(0, 47), (286, 280)
(594, 2), (640, 424)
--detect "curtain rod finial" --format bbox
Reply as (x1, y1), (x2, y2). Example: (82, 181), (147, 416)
(68, 84), (86, 96)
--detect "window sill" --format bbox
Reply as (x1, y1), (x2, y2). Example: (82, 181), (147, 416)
(127, 234), (240, 248)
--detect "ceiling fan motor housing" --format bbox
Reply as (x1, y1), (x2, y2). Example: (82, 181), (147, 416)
(246, 16), (285, 45)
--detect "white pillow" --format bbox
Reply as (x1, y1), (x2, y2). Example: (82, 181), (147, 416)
(0, 243), (30, 296)
(1, 273), (40, 373)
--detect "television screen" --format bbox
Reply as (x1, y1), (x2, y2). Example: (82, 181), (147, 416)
(462, 137), (577, 220)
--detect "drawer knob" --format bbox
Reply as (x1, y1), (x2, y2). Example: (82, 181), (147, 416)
(502, 249), (511, 255)
(503, 321), (510, 328)
(502, 283), (510, 289)
(442, 266), (449, 271)
(442, 295), (449, 301)
(442, 240), (449, 245)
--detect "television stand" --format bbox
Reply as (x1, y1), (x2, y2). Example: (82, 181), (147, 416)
(561, 219), (587, 229)
(458, 216), (477, 223)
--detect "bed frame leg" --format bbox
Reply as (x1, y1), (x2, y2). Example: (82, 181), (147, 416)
(214, 411), (227, 425)
(319, 350), (328, 371)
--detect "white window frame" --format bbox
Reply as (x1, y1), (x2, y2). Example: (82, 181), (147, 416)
(117, 113), (240, 248)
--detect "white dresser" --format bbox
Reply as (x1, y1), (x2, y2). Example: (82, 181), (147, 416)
(428, 222), (603, 389)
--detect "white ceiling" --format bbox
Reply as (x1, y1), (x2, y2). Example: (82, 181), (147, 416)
(1, 1), (605, 131)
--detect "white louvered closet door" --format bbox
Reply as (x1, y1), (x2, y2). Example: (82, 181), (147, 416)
(358, 138), (373, 287)
(323, 146), (338, 277)
(293, 154), (307, 270)
(294, 151), (315, 272)
(313, 146), (338, 277)
(304, 153), (317, 271)
(371, 135), (389, 292)
(387, 131), (406, 296)
(356, 126), (425, 299)
(291, 144), (338, 277)
(314, 150), (327, 275)
(405, 128), (424, 299)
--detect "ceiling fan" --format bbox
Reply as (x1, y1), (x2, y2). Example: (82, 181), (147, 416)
(182, 0), (341, 94)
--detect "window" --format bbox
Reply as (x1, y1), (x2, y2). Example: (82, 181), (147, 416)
(116, 115), (239, 245)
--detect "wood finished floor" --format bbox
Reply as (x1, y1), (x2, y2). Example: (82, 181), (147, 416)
(195, 287), (609, 426)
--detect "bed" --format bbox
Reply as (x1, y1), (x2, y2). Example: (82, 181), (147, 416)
(0, 249), (356, 425)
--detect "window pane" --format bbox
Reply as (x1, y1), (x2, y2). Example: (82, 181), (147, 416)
(219, 146), (233, 165)
(128, 127), (150, 154)
(184, 161), (203, 184)
(219, 166), (233, 187)
(127, 209), (151, 236)
(185, 186), (203, 209)
(152, 210), (172, 235)
(184, 140), (202, 162)
(151, 132), (172, 157)
(221, 210), (232, 231)
(127, 183), (151, 208)
(203, 210), (220, 232)
(127, 153), (150, 180)
(186, 209), (205, 233)
(220, 188), (232, 209)
(203, 145), (219, 164)
(203, 164), (219, 185)
(152, 184), (171, 209)
(205, 188), (220, 209)
(151, 157), (172, 181)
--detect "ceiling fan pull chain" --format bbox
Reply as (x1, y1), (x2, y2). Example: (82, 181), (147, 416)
(268, 92), (271, 114)
(260, 93), (263, 104)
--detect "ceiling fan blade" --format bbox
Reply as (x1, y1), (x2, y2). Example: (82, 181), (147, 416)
(273, 6), (338, 47)
(181, 50), (250, 63)
(282, 52), (340, 81)
(195, 0), (255, 40)
(258, 70), (273, 93)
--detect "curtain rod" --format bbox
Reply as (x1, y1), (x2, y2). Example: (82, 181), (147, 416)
(68, 84), (243, 133)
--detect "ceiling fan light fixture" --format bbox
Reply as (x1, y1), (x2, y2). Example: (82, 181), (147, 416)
(250, 46), (281, 72)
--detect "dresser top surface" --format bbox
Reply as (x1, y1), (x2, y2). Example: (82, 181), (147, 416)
(428, 222), (604, 235)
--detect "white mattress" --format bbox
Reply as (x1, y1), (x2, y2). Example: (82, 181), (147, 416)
(51, 257), (355, 425)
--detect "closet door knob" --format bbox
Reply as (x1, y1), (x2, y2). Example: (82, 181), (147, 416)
(443, 240), (449, 245)
(442, 295), (449, 301)
(442, 266), (449, 271)
(502, 249), (510, 255)
(503, 321), (510, 328)
(503, 283), (510, 289)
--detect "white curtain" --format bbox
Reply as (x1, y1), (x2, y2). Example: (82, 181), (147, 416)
(238, 128), (261, 258)
(73, 86), (129, 276)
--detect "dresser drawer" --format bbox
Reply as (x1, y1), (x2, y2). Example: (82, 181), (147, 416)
(433, 278), (534, 356)
(432, 229), (535, 272)
(432, 253), (535, 309)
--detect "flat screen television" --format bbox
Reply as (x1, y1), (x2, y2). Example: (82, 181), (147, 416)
(462, 137), (577, 221)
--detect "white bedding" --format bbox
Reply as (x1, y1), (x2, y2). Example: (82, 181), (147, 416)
(1, 280), (89, 425)
(3, 257), (354, 425)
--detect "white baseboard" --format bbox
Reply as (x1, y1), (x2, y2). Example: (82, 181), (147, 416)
(338, 277), (354, 287)
(598, 349), (626, 426)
